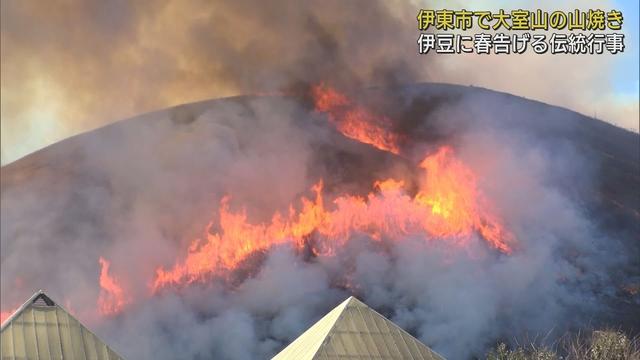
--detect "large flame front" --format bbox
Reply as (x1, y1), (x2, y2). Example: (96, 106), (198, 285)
(92, 84), (515, 315)
(152, 145), (515, 291)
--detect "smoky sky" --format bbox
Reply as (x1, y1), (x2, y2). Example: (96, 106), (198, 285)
(4, 0), (636, 165)
(0, 0), (424, 164)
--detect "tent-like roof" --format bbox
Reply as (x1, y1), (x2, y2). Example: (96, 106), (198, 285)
(1, 290), (124, 360)
(272, 296), (446, 360)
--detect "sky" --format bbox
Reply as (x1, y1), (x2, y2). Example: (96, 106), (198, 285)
(1, 0), (638, 165)
(418, 0), (639, 134)
(613, 0), (639, 94)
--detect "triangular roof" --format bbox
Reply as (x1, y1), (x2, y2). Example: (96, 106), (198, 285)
(1, 290), (124, 360)
(272, 296), (446, 360)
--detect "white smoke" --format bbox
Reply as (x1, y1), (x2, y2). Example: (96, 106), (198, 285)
(1, 85), (636, 359)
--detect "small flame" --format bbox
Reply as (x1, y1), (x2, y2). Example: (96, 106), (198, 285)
(1, 307), (19, 325)
(153, 146), (516, 291)
(311, 83), (401, 154)
(98, 257), (129, 316)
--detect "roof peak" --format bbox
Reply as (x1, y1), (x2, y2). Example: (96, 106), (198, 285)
(1, 290), (125, 359)
(32, 291), (56, 307)
(1, 290), (56, 329)
(344, 295), (365, 305)
(272, 295), (446, 360)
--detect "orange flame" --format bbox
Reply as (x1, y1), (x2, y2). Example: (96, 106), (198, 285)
(415, 147), (514, 253)
(27, 84), (516, 310)
(153, 146), (515, 291)
(311, 84), (401, 154)
(98, 257), (129, 316)
(1, 307), (19, 325)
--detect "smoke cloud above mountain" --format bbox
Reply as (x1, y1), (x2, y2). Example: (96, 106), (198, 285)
(1, 0), (637, 164)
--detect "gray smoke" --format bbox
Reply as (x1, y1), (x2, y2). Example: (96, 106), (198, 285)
(1, 0), (425, 164)
(2, 85), (635, 359)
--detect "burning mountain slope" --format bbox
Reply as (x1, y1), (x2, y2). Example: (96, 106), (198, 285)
(1, 83), (638, 359)
(152, 145), (515, 292)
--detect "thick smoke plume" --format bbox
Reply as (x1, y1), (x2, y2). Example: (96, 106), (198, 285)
(1, 0), (421, 164)
(4, 0), (636, 165)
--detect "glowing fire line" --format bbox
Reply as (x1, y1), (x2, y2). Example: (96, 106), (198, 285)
(152, 146), (515, 291)
(90, 84), (516, 315)
(311, 83), (401, 154)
